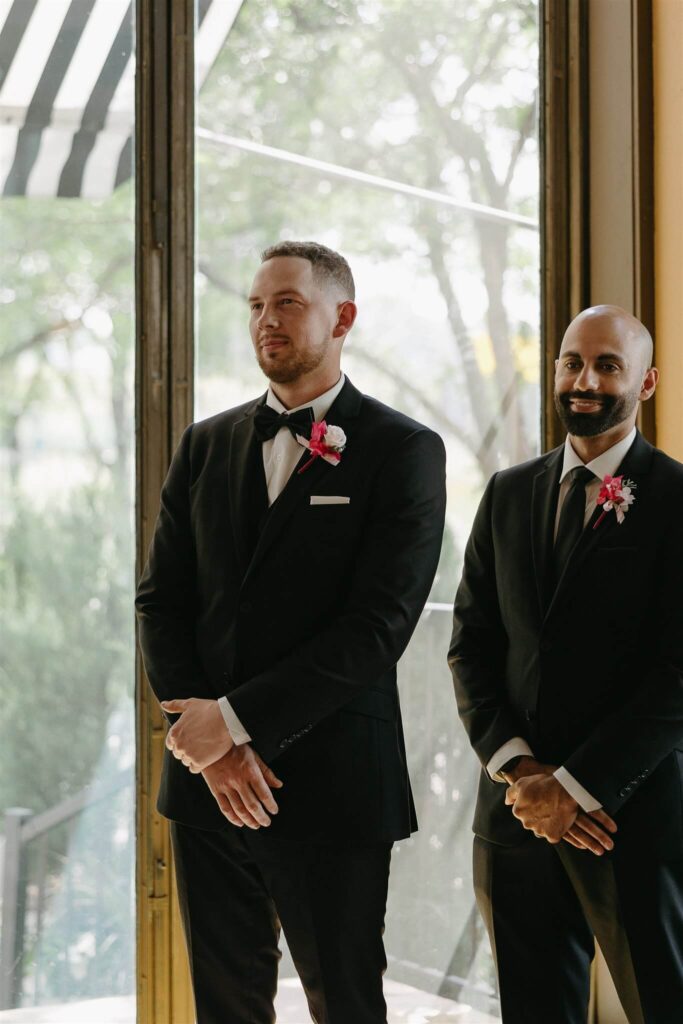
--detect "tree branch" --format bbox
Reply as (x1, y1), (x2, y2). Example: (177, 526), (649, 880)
(0, 320), (82, 366)
(383, 44), (504, 205)
(502, 97), (537, 192)
(453, 16), (513, 109)
(349, 345), (475, 453)
(197, 260), (249, 302)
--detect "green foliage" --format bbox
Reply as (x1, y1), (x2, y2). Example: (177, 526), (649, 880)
(19, 779), (134, 1005)
(0, 484), (133, 815)
(0, 186), (135, 1007)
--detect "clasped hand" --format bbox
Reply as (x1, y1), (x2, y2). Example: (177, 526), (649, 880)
(161, 697), (233, 772)
(504, 758), (617, 856)
(161, 697), (283, 828)
(202, 746), (283, 829)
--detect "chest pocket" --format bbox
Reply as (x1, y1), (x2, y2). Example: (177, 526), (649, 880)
(305, 501), (356, 548)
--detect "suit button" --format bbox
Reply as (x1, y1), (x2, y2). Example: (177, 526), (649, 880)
(222, 672), (230, 681)
(523, 709), (536, 722)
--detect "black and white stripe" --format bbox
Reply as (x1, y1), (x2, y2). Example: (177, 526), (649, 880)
(0, 0), (242, 198)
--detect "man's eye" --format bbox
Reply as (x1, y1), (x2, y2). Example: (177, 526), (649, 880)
(250, 304), (262, 312)
(599, 363), (618, 372)
(564, 361), (580, 370)
(279, 298), (293, 305)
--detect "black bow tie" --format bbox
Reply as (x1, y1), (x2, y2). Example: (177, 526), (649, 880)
(253, 404), (315, 442)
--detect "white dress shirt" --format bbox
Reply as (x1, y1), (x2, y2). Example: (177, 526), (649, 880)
(261, 374), (346, 505)
(218, 375), (347, 745)
(487, 428), (637, 812)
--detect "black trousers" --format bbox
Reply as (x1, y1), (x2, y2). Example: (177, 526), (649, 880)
(473, 834), (683, 1024)
(171, 821), (392, 1024)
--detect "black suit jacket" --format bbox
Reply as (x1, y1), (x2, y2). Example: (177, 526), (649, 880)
(136, 378), (447, 841)
(449, 431), (683, 851)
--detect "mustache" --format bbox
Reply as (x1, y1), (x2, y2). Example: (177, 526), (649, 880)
(557, 391), (611, 406)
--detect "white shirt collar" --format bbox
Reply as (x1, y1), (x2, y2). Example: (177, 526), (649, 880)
(266, 373), (346, 423)
(560, 427), (637, 484)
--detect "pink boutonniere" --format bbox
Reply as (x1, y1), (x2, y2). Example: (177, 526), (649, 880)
(295, 420), (347, 474)
(593, 474), (637, 529)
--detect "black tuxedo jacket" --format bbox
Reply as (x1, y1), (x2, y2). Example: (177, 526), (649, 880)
(449, 431), (683, 850)
(136, 378), (446, 841)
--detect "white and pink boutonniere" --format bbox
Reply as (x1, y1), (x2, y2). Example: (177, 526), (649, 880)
(593, 474), (637, 529)
(295, 421), (347, 474)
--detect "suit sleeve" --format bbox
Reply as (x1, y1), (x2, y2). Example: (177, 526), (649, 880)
(448, 473), (529, 767)
(227, 428), (447, 763)
(135, 425), (214, 705)
(563, 503), (683, 814)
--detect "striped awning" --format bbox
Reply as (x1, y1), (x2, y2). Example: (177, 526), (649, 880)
(0, 0), (243, 199)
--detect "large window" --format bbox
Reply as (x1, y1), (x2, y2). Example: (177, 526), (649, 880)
(195, 1), (540, 1019)
(0, 2), (136, 1020)
(0, 1), (543, 1020)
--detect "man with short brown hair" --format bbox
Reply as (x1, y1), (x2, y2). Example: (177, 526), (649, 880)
(137, 242), (447, 1023)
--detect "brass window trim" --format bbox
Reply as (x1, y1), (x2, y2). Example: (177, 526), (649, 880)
(632, 0), (656, 442)
(540, 0), (591, 451)
(541, 0), (655, 453)
(135, 1), (195, 1021)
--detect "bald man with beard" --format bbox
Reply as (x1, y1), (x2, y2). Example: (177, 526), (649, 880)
(449, 306), (683, 1023)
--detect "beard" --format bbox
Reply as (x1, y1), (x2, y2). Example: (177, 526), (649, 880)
(554, 388), (640, 436)
(255, 340), (328, 385)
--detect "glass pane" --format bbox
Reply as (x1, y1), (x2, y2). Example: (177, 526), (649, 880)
(195, 1), (539, 1020)
(0, 1), (136, 1020)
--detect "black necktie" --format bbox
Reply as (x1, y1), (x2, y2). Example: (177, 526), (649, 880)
(253, 405), (314, 442)
(553, 466), (595, 583)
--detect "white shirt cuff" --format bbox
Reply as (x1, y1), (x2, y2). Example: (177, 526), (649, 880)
(487, 737), (534, 782)
(553, 767), (602, 812)
(218, 696), (251, 746)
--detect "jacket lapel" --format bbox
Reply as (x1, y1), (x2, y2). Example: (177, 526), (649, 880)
(546, 430), (654, 618)
(530, 446), (564, 617)
(242, 378), (364, 582)
(226, 396), (266, 577)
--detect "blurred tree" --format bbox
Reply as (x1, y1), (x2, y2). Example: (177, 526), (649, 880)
(196, 0), (539, 478)
(0, 187), (134, 815)
(0, 190), (136, 1004)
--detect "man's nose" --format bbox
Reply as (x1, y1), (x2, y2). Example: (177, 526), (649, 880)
(258, 304), (279, 328)
(574, 363), (599, 391)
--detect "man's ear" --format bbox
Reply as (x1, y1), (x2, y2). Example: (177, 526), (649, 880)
(333, 300), (357, 339)
(639, 366), (659, 401)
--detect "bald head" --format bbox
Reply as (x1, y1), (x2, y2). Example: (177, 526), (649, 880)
(561, 305), (653, 374)
(554, 304), (659, 446)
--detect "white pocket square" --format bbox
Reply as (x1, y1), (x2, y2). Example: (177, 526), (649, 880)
(310, 495), (350, 505)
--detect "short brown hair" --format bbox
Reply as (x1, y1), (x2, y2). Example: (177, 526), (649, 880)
(260, 240), (355, 300)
